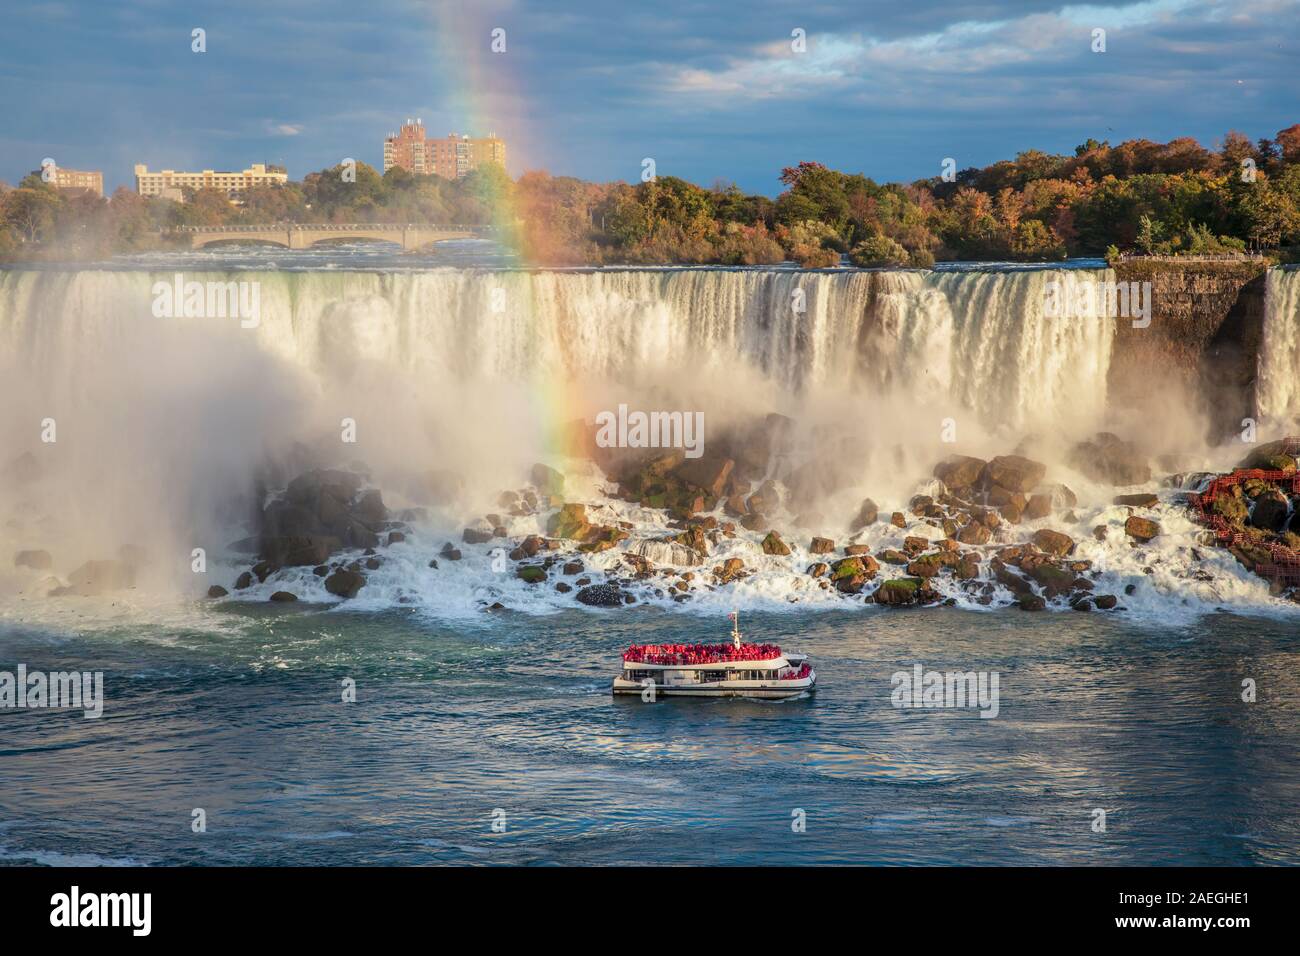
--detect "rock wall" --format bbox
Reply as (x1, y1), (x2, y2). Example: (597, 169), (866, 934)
(1109, 260), (1269, 440)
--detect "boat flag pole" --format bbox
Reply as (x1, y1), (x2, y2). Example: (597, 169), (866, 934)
(729, 609), (741, 649)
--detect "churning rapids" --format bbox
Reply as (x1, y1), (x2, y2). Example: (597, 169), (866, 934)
(3, 251), (1300, 867)
(1, 257), (1299, 626)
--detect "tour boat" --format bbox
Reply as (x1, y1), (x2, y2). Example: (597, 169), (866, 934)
(612, 612), (816, 700)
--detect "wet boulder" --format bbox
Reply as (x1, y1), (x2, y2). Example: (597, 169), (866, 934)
(761, 530), (792, 556)
(873, 578), (923, 605)
(1030, 529), (1075, 557)
(982, 455), (1047, 494)
(1114, 493), (1159, 508)
(324, 569), (366, 599)
(56, 559), (135, 596)
(1068, 433), (1151, 486)
(1124, 516), (1161, 542)
(547, 503), (591, 540)
(933, 455), (986, 491)
(674, 454), (735, 498)
(1249, 490), (1291, 533)
(850, 498), (879, 531)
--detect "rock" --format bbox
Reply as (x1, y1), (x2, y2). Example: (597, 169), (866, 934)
(1023, 494), (1052, 520)
(61, 559), (135, 596)
(1030, 562), (1074, 592)
(1114, 493), (1159, 508)
(579, 526), (629, 553)
(1018, 595), (1047, 611)
(877, 549), (909, 565)
(1212, 490), (1249, 526)
(463, 527), (493, 545)
(575, 583), (625, 607)
(1094, 594), (1118, 610)
(934, 455), (987, 490)
(991, 559), (1034, 597)
(439, 543), (463, 561)
(760, 531), (791, 556)
(1249, 490), (1291, 532)
(427, 560), (438, 570)
(1042, 483), (1078, 509)
(809, 536), (835, 554)
(899, 536), (926, 556)
(234, 571), (254, 590)
(956, 522), (991, 546)
(1124, 516), (1161, 542)
(674, 454), (735, 498)
(530, 463), (566, 496)
(261, 534), (341, 567)
(1093, 525), (1108, 541)
(747, 479), (782, 515)
(555, 582), (572, 593)
(387, 531), (406, 545)
(1237, 439), (1300, 472)
(324, 569), (366, 599)
(547, 503), (590, 540)
(1030, 529), (1075, 557)
(714, 557), (746, 583)
(631, 539), (702, 567)
(890, 512), (906, 529)
(723, 495), (750, 517)
(365, 557), (381, 570)
(850, 498), (879, 530)
(983, 455), (1047, 494)
(353, 489), (387, 526)
(906, 554), (947, 578)
(807, 562), (829, 577)
(206, 585), (228, 598)
(1068, 433), (1151, 486)
(562, 561), (584, 575)
(269, 591), (298, 602)
(13, 549), (52, 571)
(874, 578), (923, 605)
(739, 513), (768, 532)
(516, 565), (546, 584)
(831, 555), (879, 593)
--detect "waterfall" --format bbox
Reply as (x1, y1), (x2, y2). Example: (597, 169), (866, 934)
(1258, 267), (1300, 429)
(0, 266), (1115, 433)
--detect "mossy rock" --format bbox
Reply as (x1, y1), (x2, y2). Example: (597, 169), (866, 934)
(547, 503), (591, 539)
(761, 531), (791, 556)
(874, 578), (923, 605)
(516, 565), (546, 584)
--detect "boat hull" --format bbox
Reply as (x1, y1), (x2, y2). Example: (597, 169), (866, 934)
(611, 672), (816, 700)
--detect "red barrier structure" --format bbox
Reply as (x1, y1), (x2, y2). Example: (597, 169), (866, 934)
(1185, 442), (1300, 586)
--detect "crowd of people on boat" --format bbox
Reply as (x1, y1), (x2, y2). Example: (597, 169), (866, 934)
(622, 642), (783, 665)
(780, 662), (813, 680)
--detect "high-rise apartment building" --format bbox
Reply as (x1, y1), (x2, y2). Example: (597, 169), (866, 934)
(382, 119), (506, 179)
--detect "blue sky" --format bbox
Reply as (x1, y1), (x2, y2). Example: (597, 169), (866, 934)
(2, 0), (1297, 195)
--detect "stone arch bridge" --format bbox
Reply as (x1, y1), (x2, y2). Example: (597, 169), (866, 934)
(168, 223), (495, 251)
